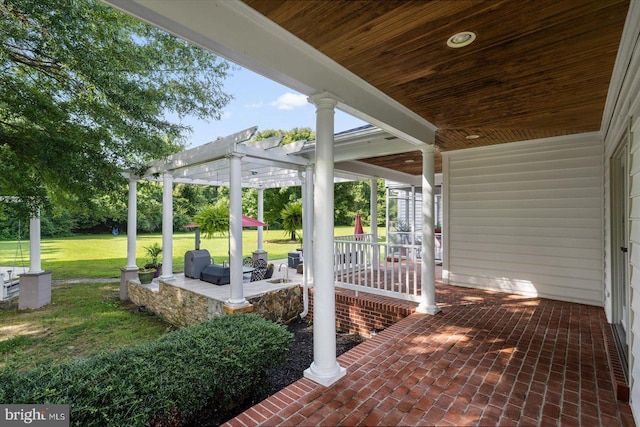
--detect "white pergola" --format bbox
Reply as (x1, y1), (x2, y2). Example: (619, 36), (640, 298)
(121, 120), (438, 388)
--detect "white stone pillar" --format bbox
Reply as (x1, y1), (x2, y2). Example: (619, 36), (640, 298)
(257, 188), (264, 252)
(227, 153), (248, 307)
(370, 178), (380, 270)
(417, 145), (441, 314)
(29, 211), (42, 273)
(126, 179), (138, 269)
(161, 173), (174, 279)
(304, 93), (346, 386)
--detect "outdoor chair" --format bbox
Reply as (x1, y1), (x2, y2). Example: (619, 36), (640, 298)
(251, 259), (267, 282)
(241, 257), (254, 282)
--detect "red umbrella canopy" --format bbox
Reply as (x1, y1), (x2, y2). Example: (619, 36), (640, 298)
(354, 212), (364, 235)
(241, 215), (267, 227)
(185, 216), (267, 229)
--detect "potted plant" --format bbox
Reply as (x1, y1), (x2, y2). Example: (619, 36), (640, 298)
(138, 267), (155, 284)
(143, 243), (163, 278)
(265, 263), (275, 279)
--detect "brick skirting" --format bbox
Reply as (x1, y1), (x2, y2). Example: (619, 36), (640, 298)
(307, 287), (418, 338)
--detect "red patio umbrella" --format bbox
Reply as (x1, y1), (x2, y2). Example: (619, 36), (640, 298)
(183, 216), (266, 250)
(354, 212), (364, 238)
(184, 215), (267, 229)
(241, 215), (267, 227)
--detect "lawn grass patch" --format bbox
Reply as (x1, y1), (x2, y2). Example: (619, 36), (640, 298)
(0, 282), (171, 371)
(0, 226), (371, 279)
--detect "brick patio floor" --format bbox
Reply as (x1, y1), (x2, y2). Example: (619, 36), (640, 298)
(224, 283), (635, 426)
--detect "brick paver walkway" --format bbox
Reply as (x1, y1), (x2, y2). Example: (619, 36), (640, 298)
(224, 285), (635, 426)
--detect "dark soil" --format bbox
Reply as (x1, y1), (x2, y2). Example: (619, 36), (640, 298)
(185, 319), (365, 426)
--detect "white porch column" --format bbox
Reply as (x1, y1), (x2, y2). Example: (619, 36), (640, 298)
(304, 164), (314, 285)
(370, 178), (380, 270)
(161, 172), (174, 279)
(120, 178), (139, 300)
(19, 208), (51, 310)
(257, 188), (264, 251)
(417, 145), (441, 314)
(304, 93), (346, 386)
(227, 153), (249, 308)
(29, 211), (43, 273)
(125, 178), (138, 269)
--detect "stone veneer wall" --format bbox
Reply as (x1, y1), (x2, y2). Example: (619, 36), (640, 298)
(127, 280), (302, 327)
(249, 286), (302, 324)
(307, 287), (418, 338)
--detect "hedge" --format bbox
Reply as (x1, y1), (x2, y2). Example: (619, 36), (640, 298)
(0, 313), (292, 426)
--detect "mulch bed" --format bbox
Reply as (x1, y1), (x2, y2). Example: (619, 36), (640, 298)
(185, 319), (366, 426)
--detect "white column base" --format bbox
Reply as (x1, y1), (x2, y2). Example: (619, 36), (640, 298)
(160, 274), (175, 281)
(416, 304), (442, 315)
(225, 298), (249, 307)
(304, 362), (346, 387)
(18, 271), (52, 310)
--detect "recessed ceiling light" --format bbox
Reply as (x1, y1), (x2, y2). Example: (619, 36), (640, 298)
(447, 31), (476, 48)
(465, 134), (480, 140)
(405, 159), (415, 163)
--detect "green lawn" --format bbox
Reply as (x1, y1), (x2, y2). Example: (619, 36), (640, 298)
(0, 281), (172, 371)
(0, 226), (373, 280)
(0, 225), (378, 372)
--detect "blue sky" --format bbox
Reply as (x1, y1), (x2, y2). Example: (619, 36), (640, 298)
(170, 67), (367, 148)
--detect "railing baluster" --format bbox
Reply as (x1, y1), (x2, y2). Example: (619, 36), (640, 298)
(333, 234), (430, 302)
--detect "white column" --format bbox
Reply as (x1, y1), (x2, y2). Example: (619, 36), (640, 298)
(370, 178), (379, 270)
(304, 164), (314, 285)
(257, 188), (264, 252)
(299, 166), (313, 318)
(417, 145), (441, 314)
(304, 93), (346, 386)
(227, 153), (247, 306)
(125, 179), (138, 269)
(29, 211), (43, 273)
(161, 173), (174, 279)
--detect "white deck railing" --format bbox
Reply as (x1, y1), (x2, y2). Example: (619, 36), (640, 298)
(334, 235), (423, 302)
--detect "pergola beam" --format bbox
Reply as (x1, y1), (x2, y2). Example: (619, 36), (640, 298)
(142, 127), (257, 176)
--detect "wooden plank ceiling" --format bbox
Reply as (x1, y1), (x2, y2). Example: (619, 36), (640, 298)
(243, 0), (629, 174)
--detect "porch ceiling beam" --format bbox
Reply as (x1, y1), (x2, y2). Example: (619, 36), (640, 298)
(101, 0), (436, 146)
(335, 161), (421, 186)
(305, 137), (419, 163)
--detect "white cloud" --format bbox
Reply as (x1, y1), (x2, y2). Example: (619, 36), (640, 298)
(244, 101), (263, 109)
(220, 111), (232, 120)
(270, 92), (308, 110)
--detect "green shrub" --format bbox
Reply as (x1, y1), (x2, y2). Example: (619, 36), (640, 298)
(0, 313), (292, 426)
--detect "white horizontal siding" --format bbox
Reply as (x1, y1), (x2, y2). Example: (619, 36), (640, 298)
(445, 135), (603, 305)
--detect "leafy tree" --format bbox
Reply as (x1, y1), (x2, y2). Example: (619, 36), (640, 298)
(252, 127), (314, 145)
(0, 0), (233, 217)
(281, 200), (302, 241)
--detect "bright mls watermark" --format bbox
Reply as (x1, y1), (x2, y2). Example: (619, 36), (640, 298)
(1, 405), (68, 426)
